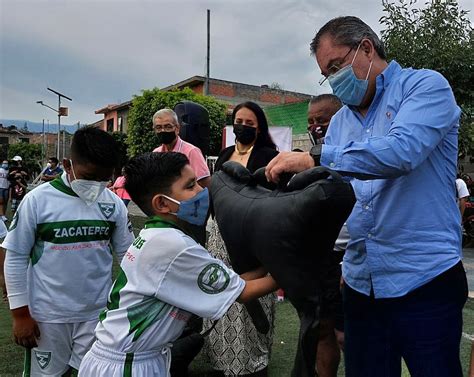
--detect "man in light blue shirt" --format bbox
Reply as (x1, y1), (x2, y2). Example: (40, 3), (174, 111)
(266, 16), (468, 377)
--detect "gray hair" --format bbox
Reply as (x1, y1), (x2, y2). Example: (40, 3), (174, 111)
(309, 94), (343, 110)
(152, 108), (179, 125)
(310, 16), (386, 59)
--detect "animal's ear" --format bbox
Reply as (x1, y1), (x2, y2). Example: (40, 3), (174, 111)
(286, 167), (342, 191)
(252, 167), (278, 190)
(221, 161), (252, 183)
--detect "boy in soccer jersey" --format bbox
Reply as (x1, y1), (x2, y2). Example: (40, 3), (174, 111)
(3, 126), (135, 377)
(78, 152), (278, 377)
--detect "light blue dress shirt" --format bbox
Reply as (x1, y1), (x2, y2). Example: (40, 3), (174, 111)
(321, 61), (462, 298)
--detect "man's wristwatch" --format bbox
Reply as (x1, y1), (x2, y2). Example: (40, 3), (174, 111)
(309, 144), (322, 166)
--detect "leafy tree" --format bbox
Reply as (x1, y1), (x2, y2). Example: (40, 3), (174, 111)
(127, 87), (227, 157)
(380, 0), (473, 156)
(270, 82), (284, 90)
(8, 143), (43, 177)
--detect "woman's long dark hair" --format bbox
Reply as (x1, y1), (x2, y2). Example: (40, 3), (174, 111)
(232, 101), (277, 150)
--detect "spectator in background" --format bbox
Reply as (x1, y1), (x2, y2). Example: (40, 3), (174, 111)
(456, 173), (470, 218)
(10, 172), (27, 215)
(8, 155), (29, 184)
(42, 157), (63, 182)
(152, 108), (210, 188)
(111, 167), (132, 207)
(0, 160), (10, 221)
(307, 95), (342, 145)
(308, 94), (345, 377)
(203, 101), (278, 377)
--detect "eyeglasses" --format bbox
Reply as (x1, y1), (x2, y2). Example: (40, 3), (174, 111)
(318, 47), (354, 86)
(153, 123), (176, 132)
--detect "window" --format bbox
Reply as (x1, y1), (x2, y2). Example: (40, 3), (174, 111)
(107, 119), (114, 133)
(118, 117), (123, 133)
(19, 138), (29, 143)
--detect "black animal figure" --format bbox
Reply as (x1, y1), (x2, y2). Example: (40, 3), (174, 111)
(211, 161), (356, 377)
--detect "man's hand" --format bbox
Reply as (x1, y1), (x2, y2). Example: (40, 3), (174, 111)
(12, 307), (40, 348)
(265, 152), (315, 183)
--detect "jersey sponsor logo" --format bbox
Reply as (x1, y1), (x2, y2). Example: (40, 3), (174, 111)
(37, 220), (116, 244)
(34, 350), (51, 370)
(98, 202), (116, 219)
(198, 263), (230, 294)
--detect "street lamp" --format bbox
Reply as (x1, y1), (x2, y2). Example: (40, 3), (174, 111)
(37, 100), (60, 159)
(36, 87), (72, 160)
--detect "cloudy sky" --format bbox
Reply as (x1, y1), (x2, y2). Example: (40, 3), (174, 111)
(1, 0), (472, 125)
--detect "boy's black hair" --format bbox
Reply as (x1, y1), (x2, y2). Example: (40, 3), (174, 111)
(70, 126), (119, 168)
(124, 152), (189, 216)
(49, 157), (59, 164)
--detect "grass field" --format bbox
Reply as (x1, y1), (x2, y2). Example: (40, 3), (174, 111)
(0, 213), (472, 376)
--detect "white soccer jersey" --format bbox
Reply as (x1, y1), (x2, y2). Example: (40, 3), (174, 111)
(95, 216), (245, 353)
(2, 174), (134, 323)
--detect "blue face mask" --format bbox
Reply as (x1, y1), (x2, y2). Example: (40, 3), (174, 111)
(328, 44), (373, 106)
(162, 188), (210, 226)
(1, 164), (8, 169)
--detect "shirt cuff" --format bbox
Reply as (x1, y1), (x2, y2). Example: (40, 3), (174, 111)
(321, 144), (342, 170)
(8, 292), (29, 310)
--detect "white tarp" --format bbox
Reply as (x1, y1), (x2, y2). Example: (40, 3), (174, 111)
(223, 126), (292, 152)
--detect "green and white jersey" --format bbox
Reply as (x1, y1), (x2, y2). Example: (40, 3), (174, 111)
(2, 174), (134, 323)
(95, 216), (245, 353)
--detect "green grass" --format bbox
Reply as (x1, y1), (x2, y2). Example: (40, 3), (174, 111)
(0, 213), (472, 376)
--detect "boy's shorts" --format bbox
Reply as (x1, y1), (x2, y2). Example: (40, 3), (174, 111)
(79, 341), (171, 377)
(0, 188), (9, 202)
(23, 320), (97, 376)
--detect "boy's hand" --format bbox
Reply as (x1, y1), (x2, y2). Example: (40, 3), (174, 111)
(12, 307), (40, 348)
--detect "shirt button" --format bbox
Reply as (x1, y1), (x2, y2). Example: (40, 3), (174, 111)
(366, 128), (371, 133)
(365, 205), (370, 210)
(367, 233), (372, 238)
(329, 162), (335, 168)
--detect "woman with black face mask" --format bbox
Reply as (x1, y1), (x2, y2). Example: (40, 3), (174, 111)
(202, 101), (278, 377)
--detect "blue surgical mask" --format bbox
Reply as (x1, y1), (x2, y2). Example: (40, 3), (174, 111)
(1, 164), (8, 169)
(162, 188), (210, 226)
(328, 44), (373, 106)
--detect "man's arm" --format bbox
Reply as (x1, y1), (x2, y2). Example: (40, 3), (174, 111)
(460, 197), (467, 218)
(267, 71), (460, 182)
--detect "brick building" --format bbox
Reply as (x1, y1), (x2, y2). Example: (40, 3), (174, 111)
(94, 76), (313, 134)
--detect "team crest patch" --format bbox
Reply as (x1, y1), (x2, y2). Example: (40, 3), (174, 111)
(34, 350), (51, 370)
(198, 263), (230, 294)
(98, 202), (115, 219)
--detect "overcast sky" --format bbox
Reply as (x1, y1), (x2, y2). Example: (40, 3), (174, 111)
(1, 0), (472, 125)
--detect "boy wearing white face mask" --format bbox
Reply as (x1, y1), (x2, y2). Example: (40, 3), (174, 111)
(3, 126), (135, 377)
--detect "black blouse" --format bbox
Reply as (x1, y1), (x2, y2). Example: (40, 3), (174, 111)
(214, 145), (279, 174)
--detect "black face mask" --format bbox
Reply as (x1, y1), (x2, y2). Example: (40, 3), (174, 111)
(157, 131), (176, 145)
(234, 124), (257, 145)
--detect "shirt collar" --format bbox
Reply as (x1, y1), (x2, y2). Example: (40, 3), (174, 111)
(377, 60), (402, 90)
(144, 215), (181, 230)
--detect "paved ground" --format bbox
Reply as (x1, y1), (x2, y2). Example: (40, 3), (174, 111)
(128, 202), (474, 298)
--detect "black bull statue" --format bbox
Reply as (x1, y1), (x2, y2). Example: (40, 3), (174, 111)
(211, 161), (356, 377)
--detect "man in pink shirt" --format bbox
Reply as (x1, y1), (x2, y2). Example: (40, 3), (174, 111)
(152, 108), (211, 188)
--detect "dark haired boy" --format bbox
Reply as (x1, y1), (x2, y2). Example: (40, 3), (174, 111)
(42, 157), (63, 182)
(78, 152), (277, 376)
(3, 126), (134, 376)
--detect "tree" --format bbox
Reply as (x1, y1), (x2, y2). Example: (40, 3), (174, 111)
(127, 87), (227, 157)
(270, 82), (284, 90)
(8, 143), (43, 177)
(380, 0), (473, 156)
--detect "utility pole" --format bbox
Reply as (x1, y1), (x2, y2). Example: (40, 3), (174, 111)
(204, 9), (210, 95)
(47, 87), (72, 160)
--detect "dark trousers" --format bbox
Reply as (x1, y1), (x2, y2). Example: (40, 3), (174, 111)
(343, 261), (468, 377)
